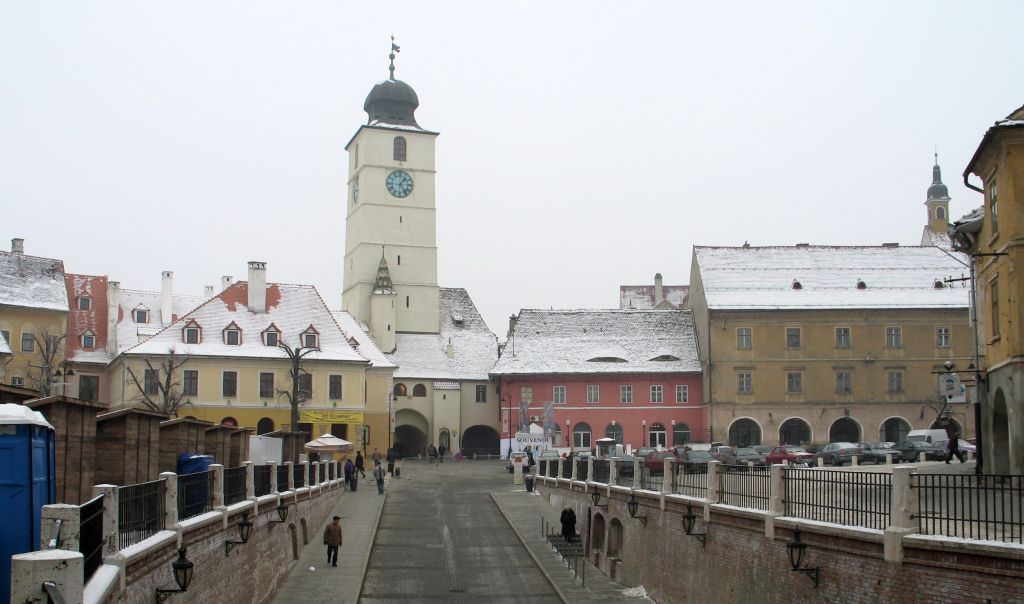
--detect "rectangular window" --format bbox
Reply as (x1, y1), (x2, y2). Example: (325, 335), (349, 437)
(586, 384), (599, 403)
(520, 386), (533, 404)
(21, 333), (34, 352)
(329, 375), (343, 400)
(990, 180), (999, 234)
(144, 369), (159, 396)
(82, 334), (96, 349)
(736, 328), (752, 350)
(991, 280), (1000, 338)
(260, 372), (275, 398)
(133, 309), (149, 323)
(650, 384), (663, 403)
(835, 370), (852, 394)
(553, 385), (565, 404)
(676, 384), (689, 403)
(264, 331), (278, 347)
(737, 372), (752, 394)
(620, 385), (633, 403)
(886, 327), (902, 348)
(183, 370), (198, 396)
(225, 330), (240, 345)
(298, 373), (313, 398)
(835, 327), (851, 349)
(475, 385), (487, 403)
(573, 429), (591, 449)
(303, 333), (318, 348)
(936, 327), (951, 347)
(77, 297), (91, 311)
(11, 376), (23, 387)
(887, 370), (904, 394)
(223, 371), (238, 398)
(78, 375), (99, 402)
(786, 327), (801, 349)
(786, 372), (802, 394)
(184, 327), (199, 344)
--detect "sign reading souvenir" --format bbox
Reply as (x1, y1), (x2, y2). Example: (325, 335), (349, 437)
(299, 410), (365, 424)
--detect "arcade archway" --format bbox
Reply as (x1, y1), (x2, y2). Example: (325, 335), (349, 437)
(395, 409), (429, 458)
(461, 425), (499, 457)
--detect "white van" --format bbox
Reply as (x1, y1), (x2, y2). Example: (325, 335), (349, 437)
(906, 429), (949, 447)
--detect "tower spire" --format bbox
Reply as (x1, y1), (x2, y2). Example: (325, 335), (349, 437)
(388, 35), (400, 81)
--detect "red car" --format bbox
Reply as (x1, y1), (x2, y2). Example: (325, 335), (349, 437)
(765, 445), (814, 466)
(644, 451), (677, 475)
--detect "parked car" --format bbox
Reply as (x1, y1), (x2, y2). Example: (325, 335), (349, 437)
(732, 447), (766, 466)
(893, 440), (946, 462)
(765, 445), (815, 466)
(679, 450), (714, 473)
(816, 442), (863, 466)
(857, 443), (894, 464)
(634, 447), (656, 459)
(538, 450), (561, 461)
(644, 451), (677, 475)
(752, 445), (773, 463)
(712, 446), (736, 463)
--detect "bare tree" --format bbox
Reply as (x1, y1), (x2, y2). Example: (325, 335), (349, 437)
(276, 340), (320, 433)
(126, 348), (191, 415)
(27, 332), (66, 396)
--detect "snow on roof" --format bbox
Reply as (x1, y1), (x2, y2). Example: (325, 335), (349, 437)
(126, 282), (368, 363)
(920, 227), (952, 250)
(115, 288), (205, 353)
(330, 310), (396, 369)
(386, 288), (498, 381)
(0, 251), (68, 312)
(0, 403), (53, 429)
(491, 309), (701, 376)
(693, 246), (970, 310)
(619, 284), (688, 309)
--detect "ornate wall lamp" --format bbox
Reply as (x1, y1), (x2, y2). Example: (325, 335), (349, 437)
(269, 503), (289, 524)
(786, 528), (820, 587)
(590, 490), (606, 509)
(681, 504), (707, 548)
(224, 513), (254, 556)
(626, 493), (647, 525)
(155, 548), (195, 601)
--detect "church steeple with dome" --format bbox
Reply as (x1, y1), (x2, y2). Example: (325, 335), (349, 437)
(921, 152), (953, 248)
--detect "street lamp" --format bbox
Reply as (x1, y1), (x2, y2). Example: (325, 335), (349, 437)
(681, 504), (707, 548)
(156, 548), (195, 601)
(786, 528), (820, 587)
(224, 514), (254, 556)
(590, 490), (606, 509)
(626, 492), (647, 525)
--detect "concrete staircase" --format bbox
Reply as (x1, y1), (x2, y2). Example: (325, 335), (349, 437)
(547, 533), (584, 560)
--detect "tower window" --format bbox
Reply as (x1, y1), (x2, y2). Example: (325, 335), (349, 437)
(406, 296), (410, 308)
(393, 136), (407, 161)
(397, 255), (401, 266)
(936, 206), (945, 220)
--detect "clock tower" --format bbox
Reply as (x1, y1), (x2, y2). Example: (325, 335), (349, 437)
(342, 49), (440, 343)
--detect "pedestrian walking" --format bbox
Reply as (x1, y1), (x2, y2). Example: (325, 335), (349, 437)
(345, 458), (358, 491)
(371, 448), (382, 466)
(374, 462), (385, 495)
(428, 443), (438, 463)
(438, 443), (446, 463)
(386, 447), (396, 476)
(323, 516), (343, 567)
(560, 506), (576, 543)
(946, 432), (966, 464)
(355, 451), (366, 478)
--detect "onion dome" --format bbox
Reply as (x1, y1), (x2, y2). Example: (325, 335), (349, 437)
(927, 154), (950, 201)
(363, 38), (421, 128)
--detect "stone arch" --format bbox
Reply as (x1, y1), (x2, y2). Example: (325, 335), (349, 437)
(992, 388), (1010, 474)
(591, 513), (606, 553)
(462, 425), (499, 457)
(728, 418), (762, 446)
(879, 417), (911, 443)
(395, 408), (429, 458)
(220, 416), (238, 427)
(608, 518), (624, 557)
(829, 417), (861, 443)
(672, 422), (692, 445)
(779, 417), (812, 446)
(257, 417), (275, 435)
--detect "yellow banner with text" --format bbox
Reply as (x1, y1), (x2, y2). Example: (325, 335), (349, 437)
(299, 410), (365, 424)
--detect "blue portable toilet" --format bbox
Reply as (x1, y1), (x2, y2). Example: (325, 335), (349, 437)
(177, 453), (214, 519)
(0, 404), (55, 604)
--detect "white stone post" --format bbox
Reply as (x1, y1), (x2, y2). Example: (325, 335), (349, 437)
(244, 461), (255, 499)
(586, 456), (594, 482)
(210, 464), (225, 508)
(918, 452), (926, 463)
(608, 458), (617, 485)
(269, 461), (278, 493)
(285, 462), (294, 491)
(885, 453), (893, 465)
(40, 504), (80, 551)
(884, 465), (919, 562)
(10, 550), (83, 604)
(160, 472), (178, 529)
(92, 484), (119, 558)
(764, 464), (786, 539)
(851, 454), (860, 466)
(662, 458), (674, 494)
(706, 460), (722, 504)
(633, 457), (641, 489)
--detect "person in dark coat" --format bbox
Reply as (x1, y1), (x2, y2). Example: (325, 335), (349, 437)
(945, 432), (966, 464)
(344, 458), (358, 491)
(323, 516), (343, 567)
(386, 447), (396, 475)
(355, 451), (366, 478)
(560, 506), (576, 543)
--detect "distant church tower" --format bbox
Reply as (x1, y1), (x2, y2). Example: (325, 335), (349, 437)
(921, 153), (953, 248)
(342, 44), (440, 346)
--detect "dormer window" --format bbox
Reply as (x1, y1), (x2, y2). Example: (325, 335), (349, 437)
(223, 322), (242, 346)
(182, 320), (202, 344)
(301, 325), (320, 349)
(77, 297), (92, 311)
(133, 307), (150, 323)
(81, 331), (96, 349)
(393, 136), (407, 161)
(262, 324), (281, 347)
(856, 280), (867, 290)
(933, 280), (945, 289)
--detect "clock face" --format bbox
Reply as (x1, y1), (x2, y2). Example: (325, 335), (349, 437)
(353, 178), (359, 203)
(386, 170), (414, 198)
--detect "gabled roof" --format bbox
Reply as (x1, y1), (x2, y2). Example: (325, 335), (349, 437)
(693, 245), (970, 310)
(125, 282), (368, 363)
(491, 309), (701, 376)
(330, 311), (396, 369)
(386, 288), (497, 381)
(0, 251), (68, 312)
(115, 288), (205, 354)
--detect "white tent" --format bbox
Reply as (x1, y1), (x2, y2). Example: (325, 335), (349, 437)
(304, 434), (354, 453)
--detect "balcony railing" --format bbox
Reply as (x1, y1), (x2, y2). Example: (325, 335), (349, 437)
(914, 473), (1023, 542)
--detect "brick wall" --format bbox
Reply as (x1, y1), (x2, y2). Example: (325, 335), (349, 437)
(27, 397), (104, 504)
(95, 408), (165, 485)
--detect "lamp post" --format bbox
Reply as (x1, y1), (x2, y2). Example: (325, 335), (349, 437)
(156, 548), (195, 600)
(786, 528), (820, 587)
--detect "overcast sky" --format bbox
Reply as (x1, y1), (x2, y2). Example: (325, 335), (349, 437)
(2, 2), (1021, 336)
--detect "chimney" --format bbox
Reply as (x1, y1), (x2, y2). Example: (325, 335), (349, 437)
(106, 281), (120, 354)
(10, 238), (24, 255)
(161, 271), (174, 325)
(204, 285), (215, 298)
(221, 275), (234, 291)
(654, 273), (664, 305)
(247, 261), (267, 313)
(446, 337), (454, 359)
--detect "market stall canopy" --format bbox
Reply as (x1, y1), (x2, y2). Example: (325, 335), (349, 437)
(304, 434), (354, 452)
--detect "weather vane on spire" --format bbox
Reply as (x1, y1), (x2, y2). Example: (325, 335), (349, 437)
(388, 35), (401, 81)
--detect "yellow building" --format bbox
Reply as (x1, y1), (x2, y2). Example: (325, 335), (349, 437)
(108, 262), (395, 454)
(0, 238), (69, 393)
(954, 103), (1024, 474)
(687, 244), (973, 447)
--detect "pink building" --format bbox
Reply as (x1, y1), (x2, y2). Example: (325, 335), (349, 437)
(492, 309), (707, 452)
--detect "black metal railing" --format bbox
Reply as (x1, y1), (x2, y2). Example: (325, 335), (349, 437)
(671, 463), (709, 498)
(308, 464), (316, 485)
(254, 465), (272, 496)
(786, 468), (891, 530)
(614, 460), (634, 487)
(539, 460), (549, 476)
(223, 466), (247, 505)
(561, 459), (573, 479)
(118, 478), (165, 549)
(592, 459), (610, 483)
(328, 463), (336, 480)
(914, 474), (1023, 543)
(177, 471), (214, 520)
(80, 494), (104, 582)
(640, 466), (663, 490)
(294, 466), (306, 489)
(719, 465), (772, 510)
(277, 465), (290, 491)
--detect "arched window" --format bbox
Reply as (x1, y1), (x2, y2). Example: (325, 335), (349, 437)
(880, 417), (910, 443)
(779, 418), (811, 446)
(648, 423), (667, 448)
(672, 422), (692, 446)
(591, 513), (605, 551)
(604, 423), (623, 444)
(728, 418), (761, 447)
(608, 518), (624, 557)
(393, 136), (407, 161)
(829, 417), (861, 443)
(412, 384), (427, 397)
(573, 422), (592, 449)
(936, 206), (946, 220)
(257, 417), (275, 435)
(221, 417), (238, 427)
(393, 383), (407, 397)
